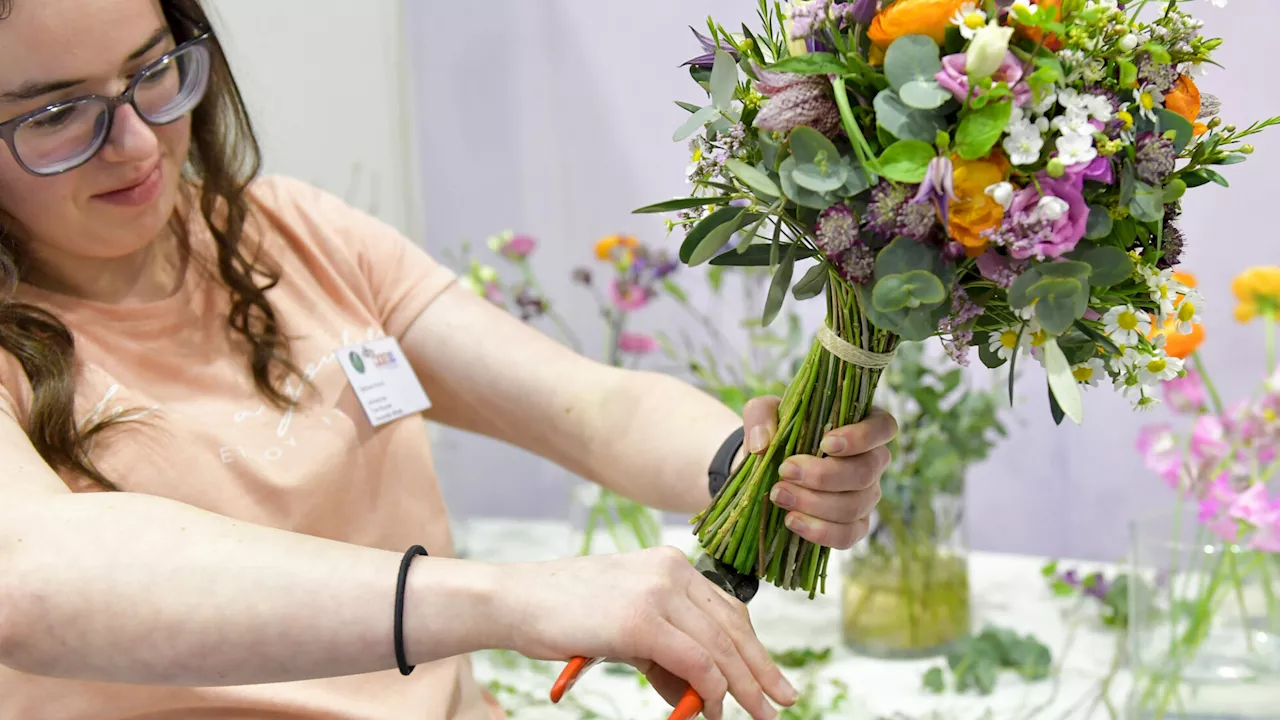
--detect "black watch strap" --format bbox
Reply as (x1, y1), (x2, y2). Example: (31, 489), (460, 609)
(708, 427), (745, 498)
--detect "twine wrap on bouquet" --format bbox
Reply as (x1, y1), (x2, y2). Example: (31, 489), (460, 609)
(816, 324), (896, 371)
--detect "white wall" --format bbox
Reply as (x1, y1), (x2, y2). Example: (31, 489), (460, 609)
(201, 0), (421, 240)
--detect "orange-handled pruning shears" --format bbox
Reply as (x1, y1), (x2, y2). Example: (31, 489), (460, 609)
(549, 554), (761, 720)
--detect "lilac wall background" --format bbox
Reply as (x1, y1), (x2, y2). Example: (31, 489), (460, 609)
(406, 1), (1279, 562)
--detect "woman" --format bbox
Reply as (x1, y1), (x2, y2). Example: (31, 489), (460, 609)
(0, 1), (895, 719)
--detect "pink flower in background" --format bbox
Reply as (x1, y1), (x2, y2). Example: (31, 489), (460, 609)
(1228, 483), (1273, 525)
(617, 332), (659, 355)
(483, 282), (504, 306)
(1191, 415), (1231, 463)
(1163, 369), (1207, 414)
(1249, 506), (1280, 552)
(1199, 474), (1242, 542)
(1137, 425), (1182, 488)
(609, 279), (651, 312)
(499, 233), (537, 259)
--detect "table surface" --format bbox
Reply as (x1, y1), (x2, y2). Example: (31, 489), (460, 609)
(460, 519), (1134, 720)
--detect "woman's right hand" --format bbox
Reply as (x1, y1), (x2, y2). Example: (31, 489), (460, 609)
(499, 546), (798, 720)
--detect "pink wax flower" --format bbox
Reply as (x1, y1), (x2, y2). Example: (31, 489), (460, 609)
(617, 332), (659, 355)
(936, 52), (1032, 107)
(1163, 369), (1207, 414)
(499, 233), (537, 259)
(609, 279), (651, 312)
(1137, 425), (1182, 488)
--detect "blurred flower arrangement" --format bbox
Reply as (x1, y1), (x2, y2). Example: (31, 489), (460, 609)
(637, 0), (1278, 596)
(842, 341), (1008, 658)
(1130, 267), (1280, 718)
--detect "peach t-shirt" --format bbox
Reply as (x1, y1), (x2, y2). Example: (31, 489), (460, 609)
(0, 176), (504, 720)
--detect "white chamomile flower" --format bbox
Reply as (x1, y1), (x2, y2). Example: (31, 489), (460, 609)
(1136, 350), (1183, 386)
(1133, 84), (1165, 123)
(988, 326), (1027, 361)
(1135, 394), (1161, 412)
(1174, 289), (1205, 334)
(1071, 357), (1107, 388)
(1057, 87), (1082, 110)
(1103, 305), (1152, 346)
(1146, 268), (1178, 318)
(951, 2), (988, 39)
(1113, 365), (1149, 401)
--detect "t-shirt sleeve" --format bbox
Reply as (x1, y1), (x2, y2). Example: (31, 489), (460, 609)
(249, 175), (457, 340)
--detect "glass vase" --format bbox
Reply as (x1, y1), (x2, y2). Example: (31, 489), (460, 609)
(567, 478), (666, 556)
(1128, 506), (1280, 719)
(841, 488), (971, 658)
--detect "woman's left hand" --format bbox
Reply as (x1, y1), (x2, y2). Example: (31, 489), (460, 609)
(741, 397), (897, 550)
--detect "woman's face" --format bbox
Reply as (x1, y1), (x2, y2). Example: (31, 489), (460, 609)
(0, 0), (191, 267)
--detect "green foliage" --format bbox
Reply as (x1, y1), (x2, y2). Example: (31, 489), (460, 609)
(923, 625), (1054, 696)
(865, 238), (953, 341)
(956, 101), (1013, 160)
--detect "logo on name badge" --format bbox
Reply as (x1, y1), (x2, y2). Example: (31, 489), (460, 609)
(361, 345), (398, 370)
(349, 351), (366, 374)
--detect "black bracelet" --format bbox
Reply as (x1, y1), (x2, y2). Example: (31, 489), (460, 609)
(708, 427), (745, 498)
(395, 545), (428, 676)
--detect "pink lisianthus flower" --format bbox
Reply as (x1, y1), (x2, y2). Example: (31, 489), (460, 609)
(617, 332), (660, 355)
(609, 279), (651, 312)
(996, 173), (1090, 260)
(1137, 424), (1182, 488)
(1163, 369), (1207, 414)
(935, 52), (1032, 107)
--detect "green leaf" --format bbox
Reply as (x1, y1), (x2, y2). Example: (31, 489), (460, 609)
(1119, 161), (1136, 205)
(841, 159), (872, 196)
(875, 235), (940, 276)
(724, 159), (781, 198)
(679, 206), (742, 264)
(792, 262), (828, 300)
(1182, 169), (1211, 188)
(1155, 108), (1194, 154)
(762, 243), (797, 327)
(709, 243), (817, 266)
(1080, 246), (1132, 287)
(1163, 178), (1187, 203)
(1048, 380), (1065, 425)
(710, 50), (738, 112)
(1008, 268), (1043, 310)
(899, 79), (952, 110)
(1129, 181), (1163, 223)
(675, 100), (701, 114)
(1044, 338), (1083, 424)
(765, 52), (846, 75)
(673, 105), (720, 142)
(923, 667), (946, 694)
(689, 211), (749, 266)
(1216, 153), (1248, 166)
(1029, 277), (1088, 334)
(1201, 168), (1230, 187)
(1118, 59), (1138, 89)
(1035, 260), (1092, 280)
(1084, 204), (1112, 240)
(793, 161), (848, 192)
(661, 279), (688, 304)
(956, 101), (1014, 160)
(878, 140), (935, 183)
(872, 270), (946, 311)
(735, 213), (768, 252)
(884, 34), (943, 92)
(1143, 42), (1172, 65)
(874, 89), (948, 142)
(778, 156), (834, 210)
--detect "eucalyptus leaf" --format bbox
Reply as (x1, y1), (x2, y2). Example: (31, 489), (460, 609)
(1084, 204), (1113, 240)
(873, 270), (947, 311)
(956, 101), (1013, 160)
(899, 79), (953, 110)
(762, 244), (797, 327)
(792, 262), (828, 300)
(673, 105), (720, 142)
(1008, 268), (1043, 310)
(1129, 181), (1163, 223)
(842, 159), (872, 196)
(710, 50), (738, 112)
(789, 126), (842, 167)
(1044, 338), (1083, 424)
(1081, 246), (1133, 287)
(1163, 178), (1187, 203)
(724, 159), (781, 198)
(1155, 108), (1194, 154)
(884, 35), (943, 92)
(874, 89), (948, 142)
(778, 156), (834, 210)
(1035, 260), (1092, 281)
(793, 161), (848, 192)
(878, 140), (935, 183)
(1119, 162), (1136, 205)
(1031, 278), (1087, 335)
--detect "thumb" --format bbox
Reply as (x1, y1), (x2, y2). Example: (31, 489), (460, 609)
(742, 395), (781, 455)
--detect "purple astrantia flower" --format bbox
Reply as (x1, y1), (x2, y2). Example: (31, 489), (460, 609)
(1066, 155), (1115, 185)
(988, 173), (1089, 261)
(753, 70), (843, 138)
(617, 331), (659, 355)
(514, 286), (548, 320)
(816, 204), (876, 283)
(1163, 369), (1207, 414)
(936, 52), (1032, 107)
(913, 156), (958, 226)
(1136, 132), (1176, 185)
(863, 180), (937, 244)
(682, 27), (741, 68)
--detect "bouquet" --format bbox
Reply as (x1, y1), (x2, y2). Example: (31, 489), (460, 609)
(636, 0), (1279, 595)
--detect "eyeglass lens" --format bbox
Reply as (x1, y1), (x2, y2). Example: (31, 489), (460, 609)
(13, 43), (211, 175)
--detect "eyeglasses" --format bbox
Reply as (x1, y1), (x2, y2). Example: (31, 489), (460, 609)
(0, 33), (213, 177)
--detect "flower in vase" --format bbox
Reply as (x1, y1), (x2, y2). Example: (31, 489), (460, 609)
(487, 230), (537, 260)
(618, 332), (660, 355)
(1232, 266), (1280, 323)
(1191, 414), (1231, 464)
(609, 279), (651, 312)
(595, 234), (639, 262)
(1162, 369), (1207, 414)
(1137, 424), (1182, 488)
(1198, 473), (1243, 542)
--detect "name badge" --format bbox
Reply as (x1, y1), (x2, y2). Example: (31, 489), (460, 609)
(334, 336), (431, 427)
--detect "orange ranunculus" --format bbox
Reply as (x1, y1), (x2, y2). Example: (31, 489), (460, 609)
(1232, 266), (1280, 323)
(868, 0), (969, 50)
(1165, 75), (1202, 125)
(948, 153), (1009, 257)
(1151, 315), (1205, 359)
(594, 234), (638, 261)
(1016, 0), (1062, 51)
(1173, 270), (1197, 289)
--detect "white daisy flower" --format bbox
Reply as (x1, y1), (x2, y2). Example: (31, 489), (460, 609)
(988, 326), (1027, 362)
(1174, 289), (1205, 334)
(1103, 305), (1152, 346)
(1071, 357), (1107, 388)
(1136, 350), (1183, 386)
(1010, 0), (1039, 13)
(1133, 84), (1165, 123)
(951, 2), (988, 39)
(1146, 269), (1178, 319)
